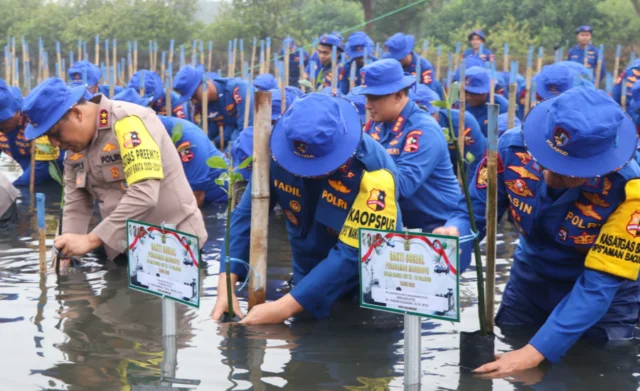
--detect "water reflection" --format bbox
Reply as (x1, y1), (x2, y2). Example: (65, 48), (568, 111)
(0, 157), (639, 390)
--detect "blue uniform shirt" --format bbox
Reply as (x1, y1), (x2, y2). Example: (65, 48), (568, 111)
(159, 116), (228, 204)
(191, 77), (253, 145)
(279, 48), (310, 87)
(612, 65), (640, 105)
(338, 56), (378, 94)
(221, 134), (402, 319)
(403, 52), (443, 98)
(365, 100), (462, 231)
(463, 47), (495, 63)
(305, 61), (344, 91)
(447, 127), (640, 363)
(436, 108), (486, 184)
(567, 43), (606, 81)
(457, 94), (509, 137)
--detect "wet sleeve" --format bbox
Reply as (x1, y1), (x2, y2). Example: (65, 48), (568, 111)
(529, 270), (623, 363)
(61, 164), (93, 235)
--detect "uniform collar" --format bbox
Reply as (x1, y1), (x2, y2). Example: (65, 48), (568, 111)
(383, 99), (415, 129)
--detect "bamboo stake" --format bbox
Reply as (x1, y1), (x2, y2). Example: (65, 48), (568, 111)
(240, 39), (245, 79)
(11, 37), (16, 86)
(489, 62), (496, 104)
(248, 90), (272, 309)
(453, 42), (461, 70)
(95, 35), (99, 65)
(244, 70), (252, 129)
(621, 75), (628, 112)
(165, 70), (172, 116)
(594, 44), (604, 88)
(349, 60), (357, 92)
(331, 45), (338, 95)
(202, 74), (208, 137)
(503, 43), (509, 72)
(250, 37), (257, 79)
(232, 39), (237, 76)
(168, 40), (175, 72)
(536, 47), (543, 74)
(36, 193), (46, 272)
(484, 103), (499, 333)
(105, 39), (110, 87)
(259, 40), (265, 75)
(613, 44), (621, 84)
(298, 49), (305, 92)
(4, 45), (10, 84)
(78, 39), (82, 62)
(227, 41), (232, 77)
(457, 61), (466, 185)
(524, 46), (533, 116)
(284, 41), (290, 88)
(199, 41), (204, 67)
(507, 62), (518, 128)
(219, 124), (225, 151)
(265, 37), (271, 74)
(112, 39), (117, 85)
(133, 41), (138, 74)
(583, 45), (589, 68)
(421, 39), (429, 61)
(208, 41), (213, 73)
(279, 62), (286, 114)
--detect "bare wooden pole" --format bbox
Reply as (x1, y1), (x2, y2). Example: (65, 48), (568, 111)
(613, 44), (621, 84)
(249, 37), (256, 79)
(594, 45), (604, 89)
(507, 62), (518, 128)
(485, 103), (499, 333)
(435, 45), (441, 82)
(202, 75), (208, 137)
(524, 47), (533, 116)
(248, 90), (272, 309)
(457, 62), (466, 185)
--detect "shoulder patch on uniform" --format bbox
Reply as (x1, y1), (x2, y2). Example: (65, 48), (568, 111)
(339, 169), (398, 248)
(586, 179), (640, 280)
(114, 116), (164, 185)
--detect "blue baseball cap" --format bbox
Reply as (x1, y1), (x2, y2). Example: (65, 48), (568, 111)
(537, 64), (574, 99)
(358, 59), (416, 96)
(576, 25), (592, 34)
(271, 93), (362, 177)
(112, 87), (153, 107)
(253, 74), (278, 91)
(127, 70), (163, 103)
(345, 86), (366, 124)
(0, 79), (21, 122)
(384, 33), (414, 60)
(318, 34), (343, 51)
(498, 113), (521, 137)
(68, 60), (101, 86)
(453, 56), (485, 82)
(173, 65), (204, 105)
(630, 80), (640, 112)
(468, 30), (486, 42)
(464, 66), (491, 94)
(21, 78), (87, 140)
(409, 84), (439, 115)
(346, 32), (373, 59)
(523, 86), (637, 177)
(270, 87), (302, 121)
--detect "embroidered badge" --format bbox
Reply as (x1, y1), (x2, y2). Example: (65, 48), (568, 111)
(574, 202), (603, 221)
(508, 165), (539, 181)
(505, 179), (534, 198)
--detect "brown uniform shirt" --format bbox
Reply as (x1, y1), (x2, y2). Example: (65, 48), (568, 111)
(62, 96), (207, 259)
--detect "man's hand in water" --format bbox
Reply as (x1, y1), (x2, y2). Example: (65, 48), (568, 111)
(473, 344), (545, 379)
(240, 294), (303, 325)
(54, 233), (103, 257)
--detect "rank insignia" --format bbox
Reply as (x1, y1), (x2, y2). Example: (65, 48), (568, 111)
(508, 165), (539, 181)
(569, 231), (596, 245)
(574, 202), (603, 220)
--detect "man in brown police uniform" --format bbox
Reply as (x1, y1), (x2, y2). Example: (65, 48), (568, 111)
(21, 78), (207, 263)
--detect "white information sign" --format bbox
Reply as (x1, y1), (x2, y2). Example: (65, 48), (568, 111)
(126, 220), (200, 308)
(359, 228), (460, 321)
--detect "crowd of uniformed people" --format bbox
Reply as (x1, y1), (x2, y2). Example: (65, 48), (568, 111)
(0, 24), (639, 377)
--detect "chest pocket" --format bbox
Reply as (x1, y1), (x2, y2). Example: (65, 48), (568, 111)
(65, 152), (87, 188)
(99, 139), (125, 183)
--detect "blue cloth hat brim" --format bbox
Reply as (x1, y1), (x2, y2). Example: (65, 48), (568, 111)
(173, 68), (204, 106)
(270, 96), (362, 177)
(358, 74), (416, 96)
(522, 97), (637, 178)
(24, 85), (87, 140)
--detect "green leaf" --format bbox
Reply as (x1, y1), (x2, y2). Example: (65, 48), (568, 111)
(207, 156), (228, 169)
(448, 82), (459, 107)
(214, 178), (225, 186)
(48, 162), (62, 185)
(171, 123), (183, 144)
(431, 100), (448, 109)
(230, 172), (244, 183)
(298, 79), (313, 89)
(465, 151), (475, 163)
(237, 156), (253, 169)
(35, 143), (53, 154)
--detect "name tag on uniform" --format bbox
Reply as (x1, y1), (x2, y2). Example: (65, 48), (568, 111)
(75, 171), (87, 188)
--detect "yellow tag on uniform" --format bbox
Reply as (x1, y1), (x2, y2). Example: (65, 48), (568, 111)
(585, 179), (640, 280)
(114, 116), (164, 185)
(339, 169), (398, 248)
(33, 136), (60, 161)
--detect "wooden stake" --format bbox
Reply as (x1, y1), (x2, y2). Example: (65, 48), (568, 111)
(202, 75), (208, 137)
(524, 47), (533, 116)
(208, 41), (213, 73)
(265, 37), (271, 75)
(250, 37), (256, 79)
(240, 39), (245, 78)
(284, 42), (290, 88)
(331, 45), (338, 95)
(613, 44), (621, 85)
(95, 35), (99, 66)
(594, 44), (604, 89)
(244, 72), (253, 129)
(36, 193), (46, 273)
(457, 62), (466, 185)
(232, 39), (237, 76)
(133, 41), (138, 74)
(29, 144), (36, 200)
(219, 124), (225, 151)
(536, 47), (543, 74)
(484, 103), (499, 333)
(503, 43), (509, 72)
(507, 62), (518, 128)
(248, 90), (272, 309)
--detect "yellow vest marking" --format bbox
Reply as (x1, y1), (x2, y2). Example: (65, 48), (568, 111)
(114, 116), (164, 185)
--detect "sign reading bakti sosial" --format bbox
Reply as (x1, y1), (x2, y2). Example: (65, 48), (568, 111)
(359, 228), (460, 322)
(126, 220), (200, 308)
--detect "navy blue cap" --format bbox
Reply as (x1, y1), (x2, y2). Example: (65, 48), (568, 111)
(576, 25), (593, 34)
(468, 30), (486, 42)
(498, 113), (521, 137)
(345, 86), (366, 124)
(127, 70), (163, 103)
(68, 60), (101, 86)
(409, 84), (439, 115)
(384, 33), (414, 61)
(318, 35), (343, 51)
(464, 66), (491, 94)
(253, 74), (278, 91)
(523, 86), (637, 177)
(173, 65), (204, 105)
(358, 59), (416, 96)
(453, 56), (485, 82)
(271, 93), (362, 177)
(0, 79), (21, 122)
(630, 80), (640, 112)
(21, 78), (87, 140)
(346, 32), (373, 59)
(112, 87), (153, 107)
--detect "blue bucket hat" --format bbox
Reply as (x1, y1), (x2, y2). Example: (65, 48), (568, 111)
(630, 80), (640, 112)
(576, 25), (592, 34)
(271, 93), (362, 177)
(331, 31), (344, 42)
(523, 86), (637, 177)
(384, 33), (414, 61)
(358, 59), (416, 96)
(253, 74), (278, 91)
(345, 86), (366, 124)
(21, 78), (87, 140)
(556, 61), (591, 79)
(173, 65), (204, 105)
(453, 56), (486, 82)
(127, 70), (163, 103)
(409, 84), (439, 115)
(0, 79), (22, 122)
(464, 66), (491, 94)
(468, 30), (486, 42)
(346, 32), (373, 59)
(112, 87), (153, 107)
(498, 113), (521, 137)
(68, 60), (101, 86)
(318, 34), (343, 51)
(537, 64), (574, 99)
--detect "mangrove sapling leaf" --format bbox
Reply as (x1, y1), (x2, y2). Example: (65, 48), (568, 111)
(48, 162), (63, 185)
(448, 82), (459, 107)
(236, 156), (253, 170)
(207, 156), (228, 169)
(171, 123), (183, 144)
(298, 79), (313, 89)
(431, 100), (448, 109)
